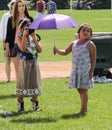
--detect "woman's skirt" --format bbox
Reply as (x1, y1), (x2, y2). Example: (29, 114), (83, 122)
(16, 59), (42, 97)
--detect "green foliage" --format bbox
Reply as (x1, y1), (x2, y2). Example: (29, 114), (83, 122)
(0, 9), (112, 63)
(0, 79), (112, 130)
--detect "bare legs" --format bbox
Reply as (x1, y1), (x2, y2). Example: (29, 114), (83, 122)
(77, 88), (88, 114)
(12, 55), (20, 80)
(5, 57), (11, 82)
(18, 96), (38, 103)
(5, 55), (20, 82)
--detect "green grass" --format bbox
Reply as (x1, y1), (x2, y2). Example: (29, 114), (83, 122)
(0, 79), (112, 130)
(0, 9), (112, 62)
(0, 9), (112, 130)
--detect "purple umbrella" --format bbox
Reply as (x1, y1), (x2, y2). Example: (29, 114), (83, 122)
(29, 14), (79, 45)
(29, 14), (79, 30)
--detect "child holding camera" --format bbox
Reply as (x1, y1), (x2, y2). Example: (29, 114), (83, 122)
(15, 18), (42, 112)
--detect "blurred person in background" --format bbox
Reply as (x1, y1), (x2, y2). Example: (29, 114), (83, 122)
(36, 0), (46, 18)
(0, 0), (16, 83)
(5, 0), (33, 81)
(47, 0), (57, 14)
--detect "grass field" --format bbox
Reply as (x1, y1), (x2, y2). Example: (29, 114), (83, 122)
(0, 79), (112, 130)
(0, 9), (112, 130)
(0, 9), (112, 62)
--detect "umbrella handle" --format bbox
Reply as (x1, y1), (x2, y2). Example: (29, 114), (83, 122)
(53, 31), (55, 46)
(53, 45), (56, 55)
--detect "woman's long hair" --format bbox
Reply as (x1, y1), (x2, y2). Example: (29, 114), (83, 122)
(12, 0), (29, 28)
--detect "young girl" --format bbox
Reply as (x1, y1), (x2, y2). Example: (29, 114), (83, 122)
(15, 18), (42, 112)
(53, 23), (96, 115)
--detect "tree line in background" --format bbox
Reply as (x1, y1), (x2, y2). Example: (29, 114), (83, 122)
(0, 0), (111, 10)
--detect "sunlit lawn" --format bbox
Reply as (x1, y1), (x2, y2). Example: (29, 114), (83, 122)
(0, 79), (112, 130)
(0, 9), (112, 62)
(0, 9), (112, 130)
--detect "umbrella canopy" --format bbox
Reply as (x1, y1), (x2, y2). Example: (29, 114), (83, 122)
(29, 14), (79, 30)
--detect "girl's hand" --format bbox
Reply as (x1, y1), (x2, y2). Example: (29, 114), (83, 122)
(30, 33), (37, 42)
(5, 43), (10, 56)
(23, 27), (29, 37)
(5, 48), (10, 56)
(53, 46), (57, 55)
(89, 70), (94, 79)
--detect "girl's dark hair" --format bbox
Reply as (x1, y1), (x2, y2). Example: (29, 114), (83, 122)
(19, 18), (31, 28)
(77, 23), (92, 37)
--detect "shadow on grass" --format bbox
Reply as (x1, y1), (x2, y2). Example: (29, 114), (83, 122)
(0, 110), (34, 118)
(1, 110), (57, 123)
(0, 81), (16, 84)
(0, 94), (16, 99)
(11, 117), (57, 123)
(61, 113), (86, 119)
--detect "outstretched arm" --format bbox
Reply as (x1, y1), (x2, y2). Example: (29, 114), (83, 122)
(53, 42), (73, 55)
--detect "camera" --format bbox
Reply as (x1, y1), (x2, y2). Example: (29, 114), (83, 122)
(25, 27), (35, 35)
(25, 27), (41, 41)
(29, 29), (35, 35)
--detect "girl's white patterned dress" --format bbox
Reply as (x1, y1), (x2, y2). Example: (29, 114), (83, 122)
(69, 40), (93, 89)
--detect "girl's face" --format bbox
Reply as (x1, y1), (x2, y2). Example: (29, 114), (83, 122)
(79, 26), (92, 40)
(18, 2), (25, 14)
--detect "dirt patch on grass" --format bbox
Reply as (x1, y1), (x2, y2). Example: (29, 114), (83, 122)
(0, 61), (72, 81)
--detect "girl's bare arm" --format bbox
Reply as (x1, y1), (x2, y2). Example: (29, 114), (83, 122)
(31, 33), (42, 53)
(53, 42), (73, 55)
(88, 41), (96, 78)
